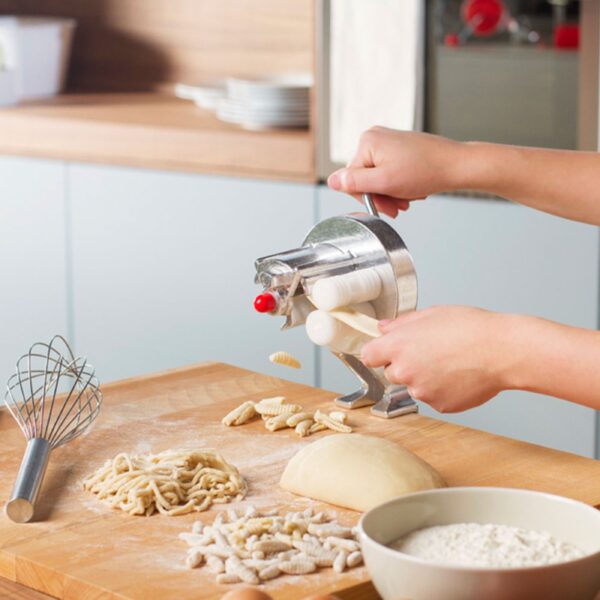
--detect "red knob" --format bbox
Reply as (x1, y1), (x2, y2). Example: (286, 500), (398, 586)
(254, 292), (277, 313)
(462, 0), (504, 36)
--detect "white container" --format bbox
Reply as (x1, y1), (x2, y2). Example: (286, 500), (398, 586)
(359, 487), (600, 600)
(0, 16), (76, 100)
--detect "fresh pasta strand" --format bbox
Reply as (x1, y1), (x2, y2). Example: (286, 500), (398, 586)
(82, 449), (246, 516)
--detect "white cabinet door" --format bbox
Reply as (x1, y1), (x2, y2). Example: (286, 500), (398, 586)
(318, 187), (599, 457)
(0, 157), (69, 392)
(68, 165), (316, 387)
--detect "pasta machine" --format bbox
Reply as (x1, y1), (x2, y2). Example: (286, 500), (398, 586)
(252, 194), (418, 419)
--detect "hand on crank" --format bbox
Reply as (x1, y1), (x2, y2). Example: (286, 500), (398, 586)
(328, 126), (600, 226)
(360, 306), (514, 413)
(327, 127), (466, 218)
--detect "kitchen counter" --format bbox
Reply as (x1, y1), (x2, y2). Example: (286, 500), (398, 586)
(1, 361), (599, 599)
(0, 93), (315, 182)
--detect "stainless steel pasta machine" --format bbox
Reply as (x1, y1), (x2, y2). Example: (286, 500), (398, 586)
(253, 194), (418, 418)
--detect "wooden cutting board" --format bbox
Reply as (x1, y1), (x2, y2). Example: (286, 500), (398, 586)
(0, 362), (599, 600)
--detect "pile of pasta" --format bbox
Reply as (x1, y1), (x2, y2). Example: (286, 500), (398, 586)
(222, 396), (353, 437)
(82, 449), (246, 516)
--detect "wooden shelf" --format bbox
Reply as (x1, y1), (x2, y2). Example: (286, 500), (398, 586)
(0, 93), (316, 182)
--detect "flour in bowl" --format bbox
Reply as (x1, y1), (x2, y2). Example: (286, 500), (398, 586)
(390, 523), (585, 568)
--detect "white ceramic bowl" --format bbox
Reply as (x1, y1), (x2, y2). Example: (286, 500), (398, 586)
(359, 487), (600, 600)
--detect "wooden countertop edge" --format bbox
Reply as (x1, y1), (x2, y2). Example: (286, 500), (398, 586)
(0, 575), (54, 600)
(0, 95), (317, 183)
(0, 146), (316, 183)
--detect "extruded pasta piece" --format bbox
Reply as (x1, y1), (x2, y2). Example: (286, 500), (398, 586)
(295, 419), (314, 437)
(206, 555), (225, 574)
(329, 410), (348, 424)
(178, 532), (210, 547)
(192, 521), (204, 535)
(275, 531), (294, 544)
(225, 556), (259, 585)
(244, 517), (274, 536)
(269, 351), (302, 369)
(252, 539), (292, 554)
(333, 550), (348, 573)
(279, 558), (317, 575)
(227, 508), (238, 522)
(306, 548), (337, 568)
(255, 402), (302, 417)
(292, 540), (321, 554)
(256, 396), (286, 406)
(276, 549), (298, 562)
(185, 549), (204, 569)
(347, 550), (363, 568)
(286, 412), (313, 427)
(195, 544), (238, 559)
(308, 523), (354, 539)
(314, 409), (353, 433)
(265, 413), (291, 432)
(222, 401), (256, 426)
(258, 564), (281, 581)
(283, 520), (308, 536)
(324, 536), (361, 552)
(309, 421), (327, 434)
(213, 529), (229, 548)
(300, 424), (321, 438)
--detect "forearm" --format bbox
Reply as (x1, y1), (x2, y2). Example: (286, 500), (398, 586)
(498, 314), (600, 409)
(459, 142), (600, 226)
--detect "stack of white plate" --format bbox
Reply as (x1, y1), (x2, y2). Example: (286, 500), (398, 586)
(217, 74), (311, 130)
(175, 73), (311, 131)
(174, 79), (227, 110)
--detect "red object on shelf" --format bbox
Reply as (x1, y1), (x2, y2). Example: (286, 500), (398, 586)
(445, 33), (461, 47)
(554, 24), (579, 50)
(254, 292), (277, 313)
(461, 0), (504, 36)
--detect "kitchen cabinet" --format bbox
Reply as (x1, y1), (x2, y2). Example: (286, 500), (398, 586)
(68, 164), (317, 386)
(0, 157), (69, 393)
(317, 187), (599, 457)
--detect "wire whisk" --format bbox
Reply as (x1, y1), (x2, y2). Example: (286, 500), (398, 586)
(4, 335), (102, 522)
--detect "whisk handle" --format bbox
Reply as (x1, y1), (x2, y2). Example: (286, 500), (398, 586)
(5, 438), (51, 523)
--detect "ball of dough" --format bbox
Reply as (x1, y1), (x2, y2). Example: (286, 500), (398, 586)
(280, 434), (446, 512)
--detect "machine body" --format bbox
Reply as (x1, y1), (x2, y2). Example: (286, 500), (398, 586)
(253, 196), (418, 418)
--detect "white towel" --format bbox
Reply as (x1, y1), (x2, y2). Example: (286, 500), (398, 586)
(329, 0), (425, 165)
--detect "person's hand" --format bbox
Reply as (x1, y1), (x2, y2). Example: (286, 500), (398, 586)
(327, 127), (468, 218)
(361, 306), (516, 413)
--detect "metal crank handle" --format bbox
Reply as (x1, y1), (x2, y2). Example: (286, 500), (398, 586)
(5, 438), (52, 523)
(362, 193), (379, 217)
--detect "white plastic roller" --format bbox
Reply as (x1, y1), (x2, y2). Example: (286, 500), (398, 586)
(311, 269), (382, 311)
(305, 303), (375, 356)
